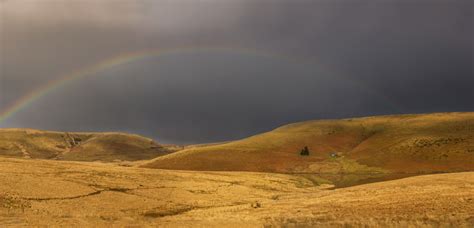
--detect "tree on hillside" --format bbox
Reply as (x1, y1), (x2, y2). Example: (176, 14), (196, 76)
(300, 146), (310, 156)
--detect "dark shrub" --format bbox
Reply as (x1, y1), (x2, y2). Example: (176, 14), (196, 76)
(300, 146), (310, 156)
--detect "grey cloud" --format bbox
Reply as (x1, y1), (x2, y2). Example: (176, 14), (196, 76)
(1, 0), (472, 144)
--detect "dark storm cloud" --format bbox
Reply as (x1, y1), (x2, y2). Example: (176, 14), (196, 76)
(1, 0), (473, 144)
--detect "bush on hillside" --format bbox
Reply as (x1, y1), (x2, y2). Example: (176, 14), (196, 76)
(300, 146), (310, 156)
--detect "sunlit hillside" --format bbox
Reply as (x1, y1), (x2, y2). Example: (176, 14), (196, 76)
(0, 129), (181, 162)
(0, 157), (472, 227)
(142, 112), (474, 173)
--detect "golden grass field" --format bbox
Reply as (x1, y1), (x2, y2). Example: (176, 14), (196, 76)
(0, 158), (472, 227)
(0, 112), (473, 227)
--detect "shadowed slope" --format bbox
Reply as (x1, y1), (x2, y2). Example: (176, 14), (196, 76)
(142, 112), (474, 173)
(0, 129), (181, 162)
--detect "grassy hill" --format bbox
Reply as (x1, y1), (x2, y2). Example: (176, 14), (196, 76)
(142, 112), (474, 173)
(0, 129), (181, 162)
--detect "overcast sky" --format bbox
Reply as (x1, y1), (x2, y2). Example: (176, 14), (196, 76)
(0, 0), (472, 144)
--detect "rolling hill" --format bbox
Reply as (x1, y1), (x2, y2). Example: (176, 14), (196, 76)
(0, 129), (181, 162)
(142, 112), (474, 173)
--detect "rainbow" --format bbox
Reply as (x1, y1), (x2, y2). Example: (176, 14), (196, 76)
(0, 47), (301, 124)
(0, 47), (401, 125)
